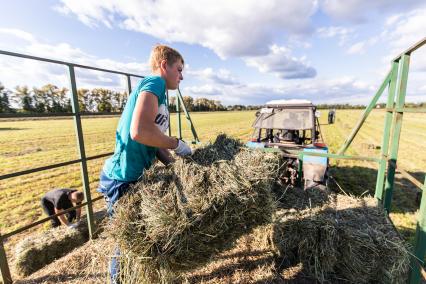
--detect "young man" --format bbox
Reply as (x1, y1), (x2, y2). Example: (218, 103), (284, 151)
(41, 189), (83, 228)
(97, 45), (192, 283)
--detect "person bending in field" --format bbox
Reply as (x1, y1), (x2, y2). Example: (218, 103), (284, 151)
(41, 189), (83, 228)
(97, 44), (192, 283)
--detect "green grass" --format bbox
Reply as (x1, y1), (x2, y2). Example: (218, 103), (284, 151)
(0, 109), (424, 260)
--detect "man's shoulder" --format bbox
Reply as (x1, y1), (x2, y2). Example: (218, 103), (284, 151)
(138, 76), (166, 98)
(44, 188), (73, 199)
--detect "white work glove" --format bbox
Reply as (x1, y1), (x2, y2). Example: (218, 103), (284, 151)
(173, 139), (192, 156)
(67, 223), (79, 229)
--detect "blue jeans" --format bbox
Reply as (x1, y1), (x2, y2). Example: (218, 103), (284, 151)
(97, 171), (135, 283)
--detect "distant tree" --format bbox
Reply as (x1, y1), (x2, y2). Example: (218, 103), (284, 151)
(111, 91), (127, 112)
(92, 88), (113, 112)
(182, 96), (194, 111)
(168, 96), (176, 112)
(15, 85), (34, 112)
(0, 83), (12, 113)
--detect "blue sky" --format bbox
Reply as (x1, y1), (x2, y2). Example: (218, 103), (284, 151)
(0, 0), (425, 106)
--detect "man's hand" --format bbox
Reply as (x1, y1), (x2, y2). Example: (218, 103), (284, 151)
(173, 139), (192, 156)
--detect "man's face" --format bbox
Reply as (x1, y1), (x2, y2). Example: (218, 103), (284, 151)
(165, 60), (183, 90)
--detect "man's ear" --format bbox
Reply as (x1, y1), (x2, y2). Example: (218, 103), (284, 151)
(160, 59), (168, 71)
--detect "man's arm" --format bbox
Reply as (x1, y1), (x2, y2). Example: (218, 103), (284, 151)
(156, 148), (175, 166)
(130, 91), (178, 149)
(54, 208), (70, 226)
(76, 206), (81, 221)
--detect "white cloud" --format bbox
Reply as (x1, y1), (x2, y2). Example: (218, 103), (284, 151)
(320, 0), (424, 23)
(347, 41), (366, 55)
(317, 26), (354, 46)
(245, 45), (316, 79)
(57, 0), (318, 59)
(382, 8), (426, 70)
(186, 68), (239, 85)
(0, 29), (148, 92)
(183, 76), (375, 105)
(0, 28), (36, 43)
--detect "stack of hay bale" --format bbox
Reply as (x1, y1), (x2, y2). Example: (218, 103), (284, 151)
(14, 211), (106, 276)
(107, 134), (411, 283)
(110, 134), (282, 282)
(273, 187), (411, 283)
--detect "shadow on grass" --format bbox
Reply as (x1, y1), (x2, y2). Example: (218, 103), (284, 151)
(327, 165), (423, 214)
(0, 127), (26, 131)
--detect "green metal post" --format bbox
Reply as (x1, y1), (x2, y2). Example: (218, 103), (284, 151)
(69, 65), (95, 238)
(0, 234), (12, 284)
(409, 177), (426, 284)
(375, 61), (399, 200)
(338, 69), (392, 155)
(383, 54), (410, 213)
(176, 92), (182, 139)
(177, 88), (200, 143)
(166, 91), (171, 137)
(126, 74), (132, 95)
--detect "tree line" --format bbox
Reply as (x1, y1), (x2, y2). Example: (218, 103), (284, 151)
(0, 82), (129, 113)
(0, 82), (247, 114)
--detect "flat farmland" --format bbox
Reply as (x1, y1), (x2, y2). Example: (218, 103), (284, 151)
(0, 109), (425, 257)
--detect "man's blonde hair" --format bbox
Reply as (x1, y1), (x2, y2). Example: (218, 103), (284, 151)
(149, 44), (184, 72)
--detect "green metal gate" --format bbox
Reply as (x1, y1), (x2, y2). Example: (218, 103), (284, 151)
(297, 38), (426, 283)
(0, 50), (199, 284)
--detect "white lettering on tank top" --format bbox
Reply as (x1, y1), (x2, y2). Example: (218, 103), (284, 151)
(154, 104), (169, 133)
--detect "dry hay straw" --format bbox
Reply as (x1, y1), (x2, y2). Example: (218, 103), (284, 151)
(274, 188), (411, 283)
(14, 211), (106, 277)
(15, 224), (310, 284)
(109, 134), (283, 283)
(15, 233), (113, 284)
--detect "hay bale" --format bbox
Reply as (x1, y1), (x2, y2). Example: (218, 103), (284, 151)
(334, 195), (411, 283)
(109, 134), (281, 282)
(274, 190), (411, 283)
(14, 211), (106, 277)
(273, 205), (339, 282)
(15, 234), (113, 284)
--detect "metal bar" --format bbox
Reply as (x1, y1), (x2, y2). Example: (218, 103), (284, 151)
(393, 37), (426, 62)
(0, 112), (122, 119)
(375, 61), (399, 200)
(1, 196), (104, 240)
(0, 112), (75, 118)
(176, 92), (182, 139)
(338, 69), (392, 155)
(298, 151), (380, 162)
(409, 177), (426, 284)
(397, 168), (424, 190)
(126, 74), (132, 95)
(383, 54), (410, 213)
(0, 152), (112, 181)
(0, 232), (12, 284)
(166, 90), (171, 137)
(0, 158), (82, 181)
(69, 65), (95, 239)
(80, 112), (122, 116)
(177, 88), (200, 143)
(0, 49), (144, 78)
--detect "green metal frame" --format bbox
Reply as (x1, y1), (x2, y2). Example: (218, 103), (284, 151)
(296, 38), (426, 283)
(0, 49), (199, 284)
(176, 87), (200, 144)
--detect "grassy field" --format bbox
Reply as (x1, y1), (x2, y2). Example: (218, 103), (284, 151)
(0, 109), (425, 272)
